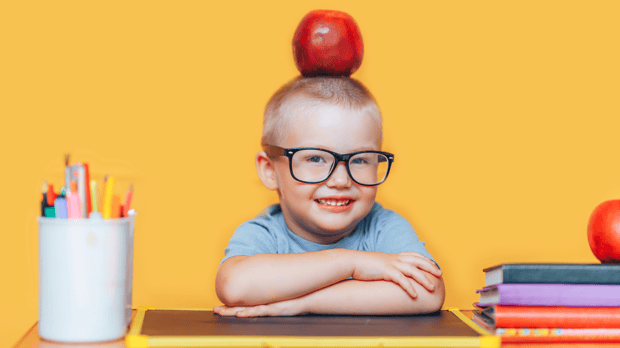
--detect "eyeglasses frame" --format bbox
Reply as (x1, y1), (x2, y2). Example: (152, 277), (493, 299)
(262, 145), (395, 187)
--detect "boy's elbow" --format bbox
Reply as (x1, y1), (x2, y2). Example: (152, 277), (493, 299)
(217, 274), (254, 306)
(215, 258), (249, 306)
(420, 277), (445, 313)
(422, 293), (445, 314)
(215, 276), (242, 306)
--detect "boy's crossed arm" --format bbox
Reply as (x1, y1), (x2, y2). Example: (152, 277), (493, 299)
(214, 248), (444, 317)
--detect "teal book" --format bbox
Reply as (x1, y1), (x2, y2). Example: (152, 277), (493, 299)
(483, 263), (620, 287)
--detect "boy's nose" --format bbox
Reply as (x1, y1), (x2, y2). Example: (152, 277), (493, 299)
(325, 162), (352, 188)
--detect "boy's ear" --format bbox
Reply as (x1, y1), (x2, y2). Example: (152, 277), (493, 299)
(256, 151), (279, 191)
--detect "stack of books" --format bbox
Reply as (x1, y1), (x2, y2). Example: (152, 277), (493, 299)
(472, 263), (620, 343)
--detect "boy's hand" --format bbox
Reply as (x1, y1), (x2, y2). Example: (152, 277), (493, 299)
(351, 251), (442, 299)
(213, 297), (308, 317)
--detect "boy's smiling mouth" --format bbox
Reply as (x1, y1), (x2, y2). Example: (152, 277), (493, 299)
(316, 198), (351, 206)
(315, 197), (354, 212)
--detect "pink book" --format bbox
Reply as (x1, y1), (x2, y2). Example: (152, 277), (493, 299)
(476, 284), (620, 307)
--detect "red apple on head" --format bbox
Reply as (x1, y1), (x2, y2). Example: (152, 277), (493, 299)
(587, 200), (620, 263)
(292, 10), (364, 77)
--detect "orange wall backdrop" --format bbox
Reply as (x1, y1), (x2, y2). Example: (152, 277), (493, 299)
(2, 1), (620, 346)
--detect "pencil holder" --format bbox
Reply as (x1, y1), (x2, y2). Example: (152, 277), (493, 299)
(38, 214), (136, 343)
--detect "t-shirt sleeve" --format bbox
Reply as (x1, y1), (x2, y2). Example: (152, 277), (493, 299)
(370, 208), (439, 267)
(219, 219), (278, 267)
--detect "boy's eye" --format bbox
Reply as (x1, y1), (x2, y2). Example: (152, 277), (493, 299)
(307, 156), (326, 163)
(351, 154), (377, 165)
(351, 158), (369, 165)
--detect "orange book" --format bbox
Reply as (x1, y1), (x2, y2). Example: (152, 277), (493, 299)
(472, 315), (620, 344)
(477, 305), (620, 329)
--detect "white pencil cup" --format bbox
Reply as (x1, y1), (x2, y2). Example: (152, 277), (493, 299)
(38, 213), (136, 343)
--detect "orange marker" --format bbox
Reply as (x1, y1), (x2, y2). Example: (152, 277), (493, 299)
(46, 183), (57, 206)
(111, 194), (121, 219)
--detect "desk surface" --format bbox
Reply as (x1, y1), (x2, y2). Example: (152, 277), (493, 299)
(14, 310), (620, 348)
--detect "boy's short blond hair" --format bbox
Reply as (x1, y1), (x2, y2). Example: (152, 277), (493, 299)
(262, 76), (382, 146)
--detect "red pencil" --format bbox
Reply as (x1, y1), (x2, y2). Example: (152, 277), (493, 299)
(123, 183), (134, 217)
(83, 163), (92, 215)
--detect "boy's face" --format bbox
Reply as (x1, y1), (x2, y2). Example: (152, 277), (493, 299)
(271, 100), (381, 244)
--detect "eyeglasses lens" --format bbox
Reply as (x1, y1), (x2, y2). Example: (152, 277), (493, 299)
(291, 150), (389, 185)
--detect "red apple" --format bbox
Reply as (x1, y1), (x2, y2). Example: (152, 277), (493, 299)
(587, 200), (620, 263)
(292, 10), (364, 77)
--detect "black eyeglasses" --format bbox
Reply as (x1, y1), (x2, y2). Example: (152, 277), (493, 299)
(263, 145), (395, 186)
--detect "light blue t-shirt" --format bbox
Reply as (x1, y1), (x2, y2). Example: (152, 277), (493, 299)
(220, 202), (437, 267)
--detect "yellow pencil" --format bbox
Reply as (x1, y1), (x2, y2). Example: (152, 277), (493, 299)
(102, 176), (115, 219)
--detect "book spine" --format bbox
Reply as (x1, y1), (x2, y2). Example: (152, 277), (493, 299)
(502, 266), (620, 284)
(498, 284), (620, 307)
(495, 307), (620, 328)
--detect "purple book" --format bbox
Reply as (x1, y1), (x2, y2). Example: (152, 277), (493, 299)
(475, 284), (620, 307)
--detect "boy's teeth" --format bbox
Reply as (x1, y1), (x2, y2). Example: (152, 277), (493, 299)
(317, 199), (350, 206)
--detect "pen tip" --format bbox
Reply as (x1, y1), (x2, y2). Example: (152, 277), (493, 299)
(65, 154), (70, 166)
(129, 183), (134, 192)
(42, 180), (48, 193)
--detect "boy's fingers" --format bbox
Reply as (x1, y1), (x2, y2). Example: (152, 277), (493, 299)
(390, 272), (417, 299)
(231, 308), (246, 316)
(213, 306), (229, 315)
(238, 305), (273, 318)
(237, 306), (260, 317)
(399, 255), (442, 277)
(398, 252), (433, 262)
(215, 307), (241, 316)
(398, 264), (436, 292)
(399, 252), (437, 267)
(409, 278), (420, 297)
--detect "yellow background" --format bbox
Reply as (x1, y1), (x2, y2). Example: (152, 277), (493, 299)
(2, 1), (619, 346)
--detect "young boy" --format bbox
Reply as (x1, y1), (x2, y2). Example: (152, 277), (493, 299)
(214, 76), (444, 317)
